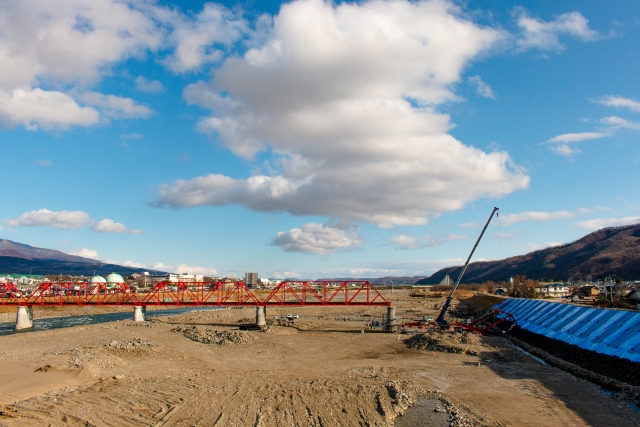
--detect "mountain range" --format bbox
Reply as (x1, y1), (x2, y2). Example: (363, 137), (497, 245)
(0, 239), (164, 276)
(416, 223), (640, 284)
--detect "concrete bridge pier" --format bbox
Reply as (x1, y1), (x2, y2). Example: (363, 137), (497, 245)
(15, 306), (34, 331)
(385, 306), (397, 333)
(256, 306), (266, 328)
(133, 306), (146, 322)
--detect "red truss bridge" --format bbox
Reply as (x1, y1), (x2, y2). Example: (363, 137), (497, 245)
(0, 280), (390, 307)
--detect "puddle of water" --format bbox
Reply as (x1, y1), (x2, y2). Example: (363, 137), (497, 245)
(0, 306), (228, 336)
(394, 398), (448, 427)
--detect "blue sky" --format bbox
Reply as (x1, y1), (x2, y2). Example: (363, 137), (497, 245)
(1, 0), (639, 279)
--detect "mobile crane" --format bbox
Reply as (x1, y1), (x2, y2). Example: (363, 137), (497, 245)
(435, 206), (499, 327)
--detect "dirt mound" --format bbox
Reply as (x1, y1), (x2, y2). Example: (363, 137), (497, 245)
(406, 331), (481, 356)
(173, 325), (254, 346)
(107, 337), (156, 350)
(236, 317), (254, 324)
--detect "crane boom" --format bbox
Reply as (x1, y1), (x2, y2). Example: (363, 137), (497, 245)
(435, 206), (499, 326)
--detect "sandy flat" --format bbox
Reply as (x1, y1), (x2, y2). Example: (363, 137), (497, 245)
(0, 291), (638, 426)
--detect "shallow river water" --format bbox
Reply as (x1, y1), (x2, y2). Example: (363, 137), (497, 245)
(0, 306), (228, 336)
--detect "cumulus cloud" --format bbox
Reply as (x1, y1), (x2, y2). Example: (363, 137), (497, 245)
(500, 210), (576, 226)
(468, 75), (495, 99)
(163, 3), (247, 73)
(271, 222), (363, 254)
(515, 10), (600, 51)
(91, 219), (144, 234)
(152, 262), (218, 276)
(390, 233), (467, 250)
(158, 0), (528, 226)
(0, 0), (165, 129)
(4, 209), (143, 234)
(5, 209), (90, 229)
(574, 216), (640, 230)
(134, 76), (163, 93)
(69, 248), (100, 259)
(0, 88), (99, 130)
(598, 96), (640, 113)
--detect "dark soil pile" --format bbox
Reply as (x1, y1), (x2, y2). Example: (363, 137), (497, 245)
(508, 327), (640, 387)
(406, 331), (481, 356)
(173, 325), (254, 346)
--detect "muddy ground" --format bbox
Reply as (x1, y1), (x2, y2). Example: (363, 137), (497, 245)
(0, 290), (638, 426)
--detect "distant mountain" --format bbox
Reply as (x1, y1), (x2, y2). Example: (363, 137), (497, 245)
(0, 239), (97, 264)
(317, 276), (427, 285)
(0, 239), (165, 276)
(416, 223), (640, 284)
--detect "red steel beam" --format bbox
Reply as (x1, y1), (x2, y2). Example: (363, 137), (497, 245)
(1, 280), (390, 306)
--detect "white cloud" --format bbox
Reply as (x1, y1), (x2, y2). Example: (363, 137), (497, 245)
(547, 132), (607, 143)
(598, 96), (640, 113)
(5, 209), (90, 229)
(76, 92), (153, 119)
(0, 88), (99, 130)
(135, 76), (163, 93)
(390, 233), (467, 250)
(600, 115), (640, 131)
(36, 160), (52, 167)
(91, 219), (144, 234)
(5, 209), (143, 234)
(500, 210), (575, 226)
(515, 10), (600, 51)
(268, 271), (299, 279)
(271, 222), (363, 254)
(152, 262), (218, 276)
(69, 248), (100, 259)
(158, 0), (528, 226)
(122, 260), (145, 268)
(468, 75), (495, 99)
(544, 131), (607, 157)
(163, 3), (247, 73)
(574, 216), (640, 230)
(0, 0), (167, 129)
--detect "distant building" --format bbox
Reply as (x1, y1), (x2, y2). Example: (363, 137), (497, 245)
(536, 283), (570, 298)
(245, 272), (258, 288)
(570, 285), (599, 301)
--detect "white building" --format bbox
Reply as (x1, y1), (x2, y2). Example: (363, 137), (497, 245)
(536, 283), (570, 298)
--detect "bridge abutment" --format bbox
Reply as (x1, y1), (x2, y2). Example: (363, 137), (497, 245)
(15, 306), (34, 330)
(256, 306), (266, 327)
(385, 306), (397, 333)
(133, 306), (146, 322)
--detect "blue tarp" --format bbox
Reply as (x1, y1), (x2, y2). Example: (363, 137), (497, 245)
(493, 299), (640, 363)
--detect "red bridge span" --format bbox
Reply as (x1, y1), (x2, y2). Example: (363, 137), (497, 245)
(1, 281), (396, 331)
(1, 280), (389, 307)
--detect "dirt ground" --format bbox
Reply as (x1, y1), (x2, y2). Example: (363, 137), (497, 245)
(0, 290), (638, 426)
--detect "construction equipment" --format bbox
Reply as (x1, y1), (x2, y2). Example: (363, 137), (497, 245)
(435, 207), (499, 326)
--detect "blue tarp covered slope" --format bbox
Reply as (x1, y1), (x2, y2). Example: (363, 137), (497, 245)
(493, 299), (640, 363)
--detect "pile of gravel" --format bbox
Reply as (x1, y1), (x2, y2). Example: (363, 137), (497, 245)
(107, 337), (156, 350)
(405, 331), (481, 356)
(173, 325), (254, 346)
